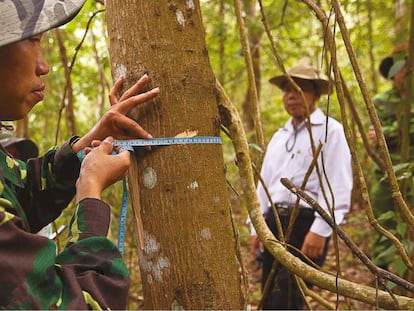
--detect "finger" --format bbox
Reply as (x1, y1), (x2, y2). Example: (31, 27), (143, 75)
(119, 74), (150, 102)
(316, 248), (323, 258)
(108, 76), (125, 106)
(116, 150), (132, 174)
(91, 140), (102, 148)
(98, 136), (115, 154)
(114, 115), (153, 139)
(307, 247), (320, 259)
(84, 147), (92, 155)
(301, 245), (309, 257)
(118, 149), (132, 159)
(112, 87), (160, 115)
(309, 249), (316, 259)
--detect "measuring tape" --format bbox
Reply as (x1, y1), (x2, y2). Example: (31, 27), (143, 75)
(77, 136), (222, 254)
(117, 178), (129, 254)
(114, 136), (222, 152)
(76, 136), (222, 159)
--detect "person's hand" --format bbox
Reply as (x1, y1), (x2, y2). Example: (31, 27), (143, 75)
(251, 235), (264, 254)
(301, 231), (326, 259)
(76, 136), (131, 202)
(72, 74), (160, 153)
(368, 126), (378, 146)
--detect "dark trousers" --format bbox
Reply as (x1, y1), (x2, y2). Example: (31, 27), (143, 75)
(261, 208), (330, 310)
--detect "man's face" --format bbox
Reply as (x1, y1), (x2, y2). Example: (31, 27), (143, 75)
(393, 66), (407, 95)
(281, 78), (319, 122)
(0, 34), (49, 121)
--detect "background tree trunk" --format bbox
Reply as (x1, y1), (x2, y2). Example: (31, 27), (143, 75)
(241, 0), (262, 138)
(105, 1), (247, 309)
(15, 118), (28, 138)
(54, 29), (77, 136)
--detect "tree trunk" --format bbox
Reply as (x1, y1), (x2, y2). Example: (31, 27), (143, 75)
(15, 118), (29, 138)
(241, 0), (262, 138)
(105, 1), (247, 309)
(54, 29), (77, 137)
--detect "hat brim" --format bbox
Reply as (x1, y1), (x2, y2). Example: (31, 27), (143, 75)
(0, 0), (86, 47)
(269, 75), (331, 95)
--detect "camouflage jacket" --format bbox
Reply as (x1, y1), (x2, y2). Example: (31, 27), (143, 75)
(0, 139), (129, 310)
(373, 87), (414, 164)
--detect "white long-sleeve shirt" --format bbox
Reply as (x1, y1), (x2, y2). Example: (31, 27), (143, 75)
(254, 108), (353, 237)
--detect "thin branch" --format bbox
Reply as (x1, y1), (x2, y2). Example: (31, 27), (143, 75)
(340, 73), (385, 171)
(296, 277), (336, 310)
(54, 9), (105, 145)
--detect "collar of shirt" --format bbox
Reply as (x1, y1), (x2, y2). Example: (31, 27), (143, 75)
(283, 108), (325, 132)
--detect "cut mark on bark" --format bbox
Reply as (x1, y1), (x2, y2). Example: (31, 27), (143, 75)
(141, 231), (170, 283)
(187, 181), (199, 190)
(176, 9), (185, 26)
(114, 63), (127, 81)
(142, 167), (157, 189)
(200, 228), (212, 240)
(186, 0), (195, 10)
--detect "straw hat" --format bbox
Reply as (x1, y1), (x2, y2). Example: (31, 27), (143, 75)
(269, 62), (331, 94)
(0, 0), (86, 47)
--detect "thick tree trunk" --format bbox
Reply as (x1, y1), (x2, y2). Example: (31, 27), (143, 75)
(105, 1), (247, 309)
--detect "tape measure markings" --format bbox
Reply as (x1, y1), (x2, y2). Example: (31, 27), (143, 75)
(117, 178), (129, 254)
(114, 136), (222, 149)
(76, 136), (222, 159)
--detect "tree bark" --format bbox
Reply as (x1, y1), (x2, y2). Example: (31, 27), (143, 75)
(105, 1), (247, 309)
(241, 0), (262, 139)
(54, 29), (77, 136)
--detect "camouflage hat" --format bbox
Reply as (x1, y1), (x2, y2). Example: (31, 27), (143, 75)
(0, 0), (86, 48)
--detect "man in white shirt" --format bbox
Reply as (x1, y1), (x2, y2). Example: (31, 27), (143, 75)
(252, 61), (353, 309)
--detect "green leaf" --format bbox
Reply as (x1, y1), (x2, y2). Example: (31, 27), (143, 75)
(248, 143), (264, 153)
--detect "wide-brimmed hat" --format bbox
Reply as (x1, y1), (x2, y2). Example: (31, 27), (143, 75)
(0, 131), (38, 161)
(379, 43), (408, 79)
(0, 0), (86, 48)
(269, 63), (331, 94)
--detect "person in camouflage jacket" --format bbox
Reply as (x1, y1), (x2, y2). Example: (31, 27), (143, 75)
(0, 0), (160, 309)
